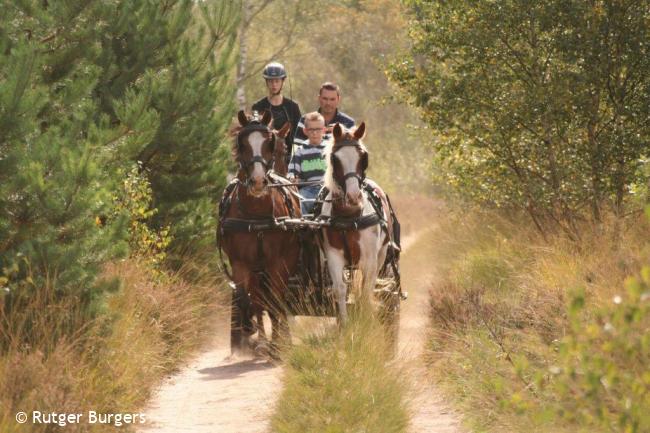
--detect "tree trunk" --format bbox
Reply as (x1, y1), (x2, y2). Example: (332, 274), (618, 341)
(587, 117), (602, 224)
(236, 1), (251, 112)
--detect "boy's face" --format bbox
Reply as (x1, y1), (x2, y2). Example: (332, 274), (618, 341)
(266, 78), (283, 96)
(303, 119), (325, 145)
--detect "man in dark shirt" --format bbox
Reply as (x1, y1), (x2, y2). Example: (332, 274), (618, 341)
(251, 62), (301, 165)
(293, 82), (355, 153)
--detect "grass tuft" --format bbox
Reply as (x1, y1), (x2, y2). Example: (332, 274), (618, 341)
(425, 208), (650, 432)
(271, 309), (410, 433)
(0, 259), (224, 432)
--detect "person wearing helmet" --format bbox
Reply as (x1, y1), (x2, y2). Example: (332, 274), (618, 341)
(252, 62), (302, 165)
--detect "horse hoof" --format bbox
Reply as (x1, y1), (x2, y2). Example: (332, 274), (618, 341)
(254, 341), (270, 358)
(269, 349), (282, 362)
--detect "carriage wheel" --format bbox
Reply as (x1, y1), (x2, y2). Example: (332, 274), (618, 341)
(230, 284), (253, 354)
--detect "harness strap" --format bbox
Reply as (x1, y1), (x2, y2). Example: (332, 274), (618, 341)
(221, 217), (279, 232)
(268, 171), (302, 216)
(255, 231), (265, 273)
(343, 172), (363, 183)
(329, 213), (382, 230)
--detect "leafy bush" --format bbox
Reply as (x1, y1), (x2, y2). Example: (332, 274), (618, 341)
(113, 164), (171, 270)
(389, 0), (650, 235)
(552, 271), (650, 432)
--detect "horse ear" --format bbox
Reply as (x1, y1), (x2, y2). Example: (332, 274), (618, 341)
(333, 123), (343, 141)
(238, 110), (248, 127)
(353, 122), (366, 140)
(277, 122), (291, 138)
(261, 109), (273, 126)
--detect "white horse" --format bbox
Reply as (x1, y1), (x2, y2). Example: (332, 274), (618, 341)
(320, 122), (392, 323)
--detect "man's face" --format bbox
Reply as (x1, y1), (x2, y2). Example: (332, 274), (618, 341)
(304, 119), (325, 145)
(318, 89), (339, 115)
(266, 78), (283, 96)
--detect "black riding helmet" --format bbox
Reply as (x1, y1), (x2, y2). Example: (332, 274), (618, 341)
(262, 62), (287, 80)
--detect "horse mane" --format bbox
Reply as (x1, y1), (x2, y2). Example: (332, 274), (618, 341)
(323, 127), (367, 194)
(323, 139), (339, 194)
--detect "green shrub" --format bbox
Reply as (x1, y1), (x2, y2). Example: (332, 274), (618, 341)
(426, 209), (650, 432)
(551, 271), (650, 432)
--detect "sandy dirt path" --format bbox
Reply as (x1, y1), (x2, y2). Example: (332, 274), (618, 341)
(137, 317), (280, 433)
(399, 230), (464, 433)
(138, 197), (463, 433)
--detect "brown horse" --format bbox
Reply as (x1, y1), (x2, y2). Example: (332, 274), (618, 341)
(219, 110), (300, 356)
(321, 122), (395, 323)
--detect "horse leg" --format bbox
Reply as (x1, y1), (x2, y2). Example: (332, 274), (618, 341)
(247, 271), (273, 357)
(325, 246), (348, 325)
(266, 265), (292, 357)
(360, 255), (379, 310)
(230, 261), (255, 356)
(254, 309), (270, 358)
(360, 227), (383, 312)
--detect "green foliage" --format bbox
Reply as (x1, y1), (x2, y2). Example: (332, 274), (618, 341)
(113, 164), (172, 270)
(0, 4), (129, 332)
(425, 208), (650, 432)
(553, 269), (650, 432)
(0, 0), (239, 346)
(390, 0), (650, 234)
(88, 0), (240, 249)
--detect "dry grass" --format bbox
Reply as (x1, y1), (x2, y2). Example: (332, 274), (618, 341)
(0, 259), (224, 432)
(424, 207), (650, 432)
(271, 308), (410, 433)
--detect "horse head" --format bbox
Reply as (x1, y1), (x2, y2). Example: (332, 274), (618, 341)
(235, 110), (277, 195)
(272, 121), (292, 177)
(327, 122), (368, 208)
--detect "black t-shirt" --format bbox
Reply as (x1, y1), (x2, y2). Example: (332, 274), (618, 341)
(251, 96), (302, 162)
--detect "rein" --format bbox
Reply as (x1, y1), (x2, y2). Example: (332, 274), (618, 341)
(266, 180), (322, 188)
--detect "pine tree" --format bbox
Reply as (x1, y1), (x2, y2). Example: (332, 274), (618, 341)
(91, 0), (240, 250)
(0, 2), (129, 343)
(0, 0), (239, 345)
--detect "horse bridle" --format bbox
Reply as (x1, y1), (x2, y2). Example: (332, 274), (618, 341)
(237, 121), (276, 182)
(331, 139), (366, 194)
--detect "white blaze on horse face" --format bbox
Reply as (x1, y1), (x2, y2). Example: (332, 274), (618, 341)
(248, 131), (267, 182)
(336, 146), (361, 198)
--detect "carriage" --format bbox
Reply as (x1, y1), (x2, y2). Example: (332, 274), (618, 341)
(218, 111), (406, 356)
